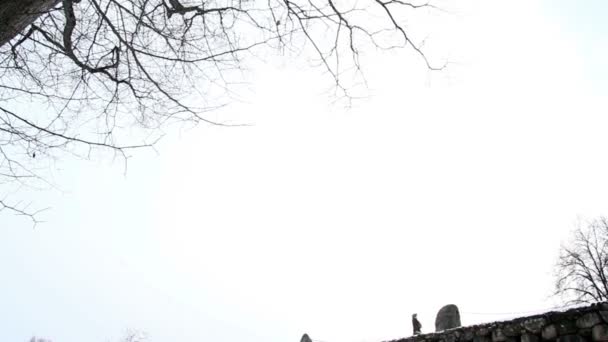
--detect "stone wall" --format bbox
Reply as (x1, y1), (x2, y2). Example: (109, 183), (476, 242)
(385, 303), (608, 342)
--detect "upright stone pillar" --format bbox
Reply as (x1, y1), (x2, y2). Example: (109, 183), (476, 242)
(301, 333), (313, 342)
(435, 304), (462, 332)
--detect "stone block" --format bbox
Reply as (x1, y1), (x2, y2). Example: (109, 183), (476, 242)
(454, 330), (463, 339)
(493, 329), (507, 342)
(463, 329), (475, 341)
(477, 327), (491, 337)
(503, 323), (522, 337)
(430, 335), (445, 342)
(592, 325), (608, 342)
(578, 313), (602, 329)
(525, 318), (548, 334)
(558, 335), (586, 342)
(556, 320), (578, 335)
(474, 335), (491, 342)
(542, 324), (558, 340)
(445, 334), (458, 342)
(522, 333), (540, 342)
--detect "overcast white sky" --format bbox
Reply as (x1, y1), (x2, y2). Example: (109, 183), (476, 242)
(2, 0), (608, 341)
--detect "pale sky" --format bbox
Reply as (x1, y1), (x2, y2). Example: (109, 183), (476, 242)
(2, 1), (608, 342)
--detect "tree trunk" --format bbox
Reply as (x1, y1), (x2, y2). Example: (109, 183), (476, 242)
(0, 0), (60, 48)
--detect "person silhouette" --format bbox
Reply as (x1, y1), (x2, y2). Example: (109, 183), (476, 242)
(412, 313), (422, 335)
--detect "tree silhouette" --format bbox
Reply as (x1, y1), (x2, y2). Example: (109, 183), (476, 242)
(555, 217), (608, 304)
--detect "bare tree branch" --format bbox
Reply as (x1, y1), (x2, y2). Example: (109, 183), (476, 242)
(0, 0), (446, 222)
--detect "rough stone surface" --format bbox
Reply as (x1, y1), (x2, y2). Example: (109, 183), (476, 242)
(445, 334), (457, 342)
(592, 325), (608, 342)
(473, 335), (491, 342)
(476, 327), (491, 337)
(599, 312), (608, 324)
(492, 329), (507, 342)
(522, 333), (540, 342)
(558, 335), (586, 342)
(526, 319), (549, 334)
(463, 329), (475, 341)
(436, 305), (462, 332)
(543, 325), (559, 340)
(503, 323), (522, 337)
(578, 314), (602, 329)
(581, 329), (593, 337)
(557, 321), (579, 335)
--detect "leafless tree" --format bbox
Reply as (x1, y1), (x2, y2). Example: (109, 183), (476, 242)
(0, 0), (445, 221)
(555, 217), (608, 305)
